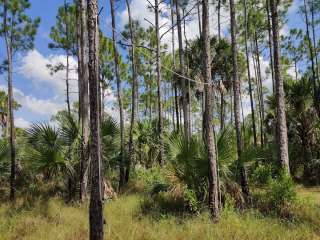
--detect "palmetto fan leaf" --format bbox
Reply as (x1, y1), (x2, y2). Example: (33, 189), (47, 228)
(24, 123), (70, 178)
(59, 113), (79, 147)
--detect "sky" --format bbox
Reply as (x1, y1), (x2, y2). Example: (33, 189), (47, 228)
(0, 0), (304, 129)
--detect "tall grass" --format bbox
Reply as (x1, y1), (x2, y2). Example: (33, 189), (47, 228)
(0, 192), (319, 240)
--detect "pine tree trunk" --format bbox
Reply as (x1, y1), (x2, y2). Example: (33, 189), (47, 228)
(176, 0), (190, 139)
(154, 0), (164, 166)
(87, 0), (104, 239)
(197, 1), (202, 36)
(171, 0), (179, 131)
(303, 0), (319, 116)
(254, 30), (266, 146)
(243, 0), (257, 146)
(126, 0), (138, 183)
(64, 0), (71, 114)
(4, 0), (16, 202)
(266, 0), (275, 93)
(229, 0), (250, 199)
(310, 1), (320, 84)
(77, 0), (90, 202)
(202, 0), (219, 220)
(110, 0), (126, 190)
(270, 0), (290, 173)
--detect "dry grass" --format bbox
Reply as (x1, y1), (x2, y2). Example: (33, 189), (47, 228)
(0, 188), (320, 240)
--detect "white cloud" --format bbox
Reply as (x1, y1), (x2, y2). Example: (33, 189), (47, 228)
(118, 0), (229, 52)
(18, 49), (78, 100)
(0, 84), (63, 116)
(17, 49), (118, 121)
(15, 117), (31, 129)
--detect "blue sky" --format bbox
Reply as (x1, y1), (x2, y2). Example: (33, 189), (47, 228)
(0, 0), (305, 128)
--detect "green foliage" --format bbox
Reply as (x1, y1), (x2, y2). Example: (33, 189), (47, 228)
(0, 139), (9, 179)
(24, 123), (71, 180)
(132, 166), (166, 191)
(251, 164), (274, 185)
(48, 2), (76, 55)
(254, 173), (297, 217)
(0, 0), (40, 52)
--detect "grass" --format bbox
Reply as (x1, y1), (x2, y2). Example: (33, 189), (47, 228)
(0, 187), (320, 240)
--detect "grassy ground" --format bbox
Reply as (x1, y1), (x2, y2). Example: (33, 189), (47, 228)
(0, 187), (320, 240)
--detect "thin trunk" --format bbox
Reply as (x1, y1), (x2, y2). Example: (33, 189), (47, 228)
(4, 0), (16, 201)
(110, 0), (125, 190)
(126, 0), (138, 183)
(270, 0), (290, 173)
(303, 0), (319, 116)
(266, 0), (275, 93)
(171, 0), (179, 131)
(220, 92), (225, 131)
(217, 0), (221, 41)
(202, 0), (219, 220)
(251, 43), (264, 147)
(254, 30), (266, 146)
(183, 9), (192, 134)
(155, 0), (164, 166)
(176, 0), (190, 138)
(78, 0), (90, 202)
(218, 0), (224, 131)
(311, 1), (320, 82)
(229, 0), (250, 199)
(197, 1), (202, 36)
(87, 0), (104, 239)
(65, 0), (71, 114)
(243, 0), (257, 146)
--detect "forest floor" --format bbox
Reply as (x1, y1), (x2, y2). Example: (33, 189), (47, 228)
(0, 186), (320, 240)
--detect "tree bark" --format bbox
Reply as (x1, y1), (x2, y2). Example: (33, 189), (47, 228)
(64, 0), (71, 114)
(77, 0), (90, 202)
(176, 0), (190, 139)
(154, 0), (164, 166)
(303, 0), (319, 116)
(110, 0), (126, 190)
(202, 0), (219, 220)
(266, 0), (275, 93)
(243, 0), (257, 147)
(126, 0), (138, 183)
(229, 0), (250, 199)
(4, 0), (16, 202)
(254, 30), (266, 146)
(171, 0), (180, 131)
(87, 0), (104, 239)
(270, 0), (290, 173)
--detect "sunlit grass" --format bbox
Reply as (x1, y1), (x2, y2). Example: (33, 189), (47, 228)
(0, 189), (319, 240)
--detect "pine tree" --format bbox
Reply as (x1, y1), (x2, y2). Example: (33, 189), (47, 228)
(0, 0), (40, 201)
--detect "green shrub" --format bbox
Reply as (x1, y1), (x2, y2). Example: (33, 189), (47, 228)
(131, 166), (166, 191)
(254, 172), (297, 217)
(251, 164), (274, 185)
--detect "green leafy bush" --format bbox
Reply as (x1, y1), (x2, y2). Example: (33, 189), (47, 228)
(251, 164), (274, 185)
(254, 172), (297, 217)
